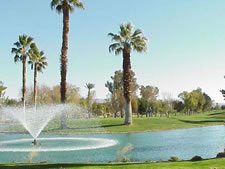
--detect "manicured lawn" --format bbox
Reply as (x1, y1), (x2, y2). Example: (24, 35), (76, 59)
(41, 110), (225, 134)
(3, 111), (225, 134)
(1, 158), (225, 169)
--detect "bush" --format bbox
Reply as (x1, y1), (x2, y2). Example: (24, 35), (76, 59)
(122, 157), (131, 162)
(168, 156), (179, 162)
(190, 156), (203, 161)
(145, 160), (152, 163)
(216, 152), (225, 158)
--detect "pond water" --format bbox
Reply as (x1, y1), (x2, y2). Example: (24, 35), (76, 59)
(0, 125), (224, 162)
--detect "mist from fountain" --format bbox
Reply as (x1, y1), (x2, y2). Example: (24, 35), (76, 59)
(1, 104), (72, 139)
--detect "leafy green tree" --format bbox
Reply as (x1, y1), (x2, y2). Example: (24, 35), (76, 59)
(108, 23), (147, 125)
(105, 70), (139, 118)
(11, 35), (34, 105)
(50, 0), (84, 101)
(203, 93), (212, 111)
(26, 84), (80, 105)
(0, 81), (7, 98)
(0, 81), (7, 106)
(140, 85), (159, 101)
(28, 43), (48, 105)
(138, 98), (149, 116)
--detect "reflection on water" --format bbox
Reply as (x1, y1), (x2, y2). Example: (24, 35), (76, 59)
(0, 125), (224, 162)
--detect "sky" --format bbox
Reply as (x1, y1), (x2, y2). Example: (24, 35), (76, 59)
(1, 0), (225, 103)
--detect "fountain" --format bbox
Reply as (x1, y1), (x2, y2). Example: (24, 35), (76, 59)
(0, 104), (118, 153)
(1, 104), (70, 143)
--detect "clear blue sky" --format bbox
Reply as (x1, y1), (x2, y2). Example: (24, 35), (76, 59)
(1, 0), (225, 103)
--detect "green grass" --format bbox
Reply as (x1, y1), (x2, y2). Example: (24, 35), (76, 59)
(1, 158), (225, 169)
(3, 111), (225, 134)
(43, 110), (225, 134)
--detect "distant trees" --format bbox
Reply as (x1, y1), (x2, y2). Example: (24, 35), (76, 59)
(105, 70), (139, 118)
(26, 84), (80, 105)
(140, 85), (159, 101)
(178, 88), (212, 115)
(0, 81), (7, 106)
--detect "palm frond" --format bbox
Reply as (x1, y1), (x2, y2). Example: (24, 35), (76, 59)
(13, 42), (21, 48)
(11, 48), (18, 54)
(70, 0), (85, 10)
(51, 0), (60, 9)
(27, 36), (34, 46)
(56, 4), (63, 13)
(120, 23), (132, 40)
(132, 29), (143, 38)
(14, 55), (21, 63)
(115, 48), (123, 55)
(109, 43), (121, 53)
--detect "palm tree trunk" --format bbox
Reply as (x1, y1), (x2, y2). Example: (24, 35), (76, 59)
(60, 3), (69, 129)
(87, 90), (91, 118)
(22, 56), (27, 105)
(123, 49), (132, 125)
(33, 64), (37, 106)
(61, 3), (69, 103)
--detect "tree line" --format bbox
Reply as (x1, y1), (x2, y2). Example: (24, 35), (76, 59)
(0, 70), (215, 118)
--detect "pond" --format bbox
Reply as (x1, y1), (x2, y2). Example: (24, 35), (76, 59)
(0, 125), (224, 162)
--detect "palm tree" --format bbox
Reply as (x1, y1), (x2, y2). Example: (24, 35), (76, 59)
(85, 83), (95, 118)
(108, 23), (147, 125)
(51, 0), (84, 129)
(85, 83), (95, 106)
(50, 0), (85, 104)
(28, 43), (48, 106)
(11, 35), (34, 105)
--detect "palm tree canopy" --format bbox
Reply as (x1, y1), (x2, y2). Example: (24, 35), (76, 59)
(108, 23), (147, 55)
(28, 43), (48, 73)
(11, 34), (34, 63)
(51, 0), (85, 13)
(85, 83), (95, 90)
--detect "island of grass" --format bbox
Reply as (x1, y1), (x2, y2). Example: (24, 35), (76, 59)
(3, 110), (225, 134)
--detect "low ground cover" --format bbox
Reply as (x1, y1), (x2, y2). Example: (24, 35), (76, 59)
(1, 158), (225, 169)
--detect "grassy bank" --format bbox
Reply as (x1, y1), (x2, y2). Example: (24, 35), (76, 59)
(1, 158), (225, 169)
(3, 111), (225, 134)
(43, 110), (225, 134)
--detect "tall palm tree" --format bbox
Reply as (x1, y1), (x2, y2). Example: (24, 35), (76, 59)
(11, 35), (34, 105)
(50, 0), (85, 104)
(28, 43), (48, 106)
(108, 23), (147, 125)
(51, 0), (84, 129)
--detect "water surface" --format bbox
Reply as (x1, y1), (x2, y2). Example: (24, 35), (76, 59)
(0, 125), (224, 162)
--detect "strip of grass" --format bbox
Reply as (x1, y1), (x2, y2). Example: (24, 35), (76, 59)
(1, 158), (225, 169)
(42, 111), (225, 134)
(2, 111), (225, 134)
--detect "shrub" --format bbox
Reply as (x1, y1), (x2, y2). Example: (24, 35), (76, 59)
(216, 152), (225, 158)
(145, 160), (152, 163)
(190, 156), (203, 161)
(122, 157), (131, 162)
(168, 156), (179, 162)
